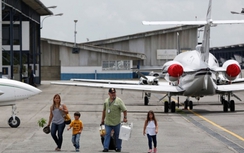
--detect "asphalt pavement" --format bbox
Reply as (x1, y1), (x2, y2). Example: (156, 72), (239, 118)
(0, 80), (244, 153)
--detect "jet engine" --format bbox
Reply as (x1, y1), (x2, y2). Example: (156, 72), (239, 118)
(162, 61), (184, 82)
(222, 60), (241, 81)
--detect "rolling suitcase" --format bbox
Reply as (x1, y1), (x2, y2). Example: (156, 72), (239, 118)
(101, 135), (116, 150)
(100, 125), (116, 150)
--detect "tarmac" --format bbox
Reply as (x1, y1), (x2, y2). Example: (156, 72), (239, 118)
(1, 80), (244, 153)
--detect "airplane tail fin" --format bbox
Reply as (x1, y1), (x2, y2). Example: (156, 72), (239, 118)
(142, 0), (244, 64)
(200, 0), (212, 64)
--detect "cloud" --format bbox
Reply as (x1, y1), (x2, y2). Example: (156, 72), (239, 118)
(40, 0), (244, 46)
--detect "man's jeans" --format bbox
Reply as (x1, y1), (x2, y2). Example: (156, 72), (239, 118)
(104, 123), (122, 150)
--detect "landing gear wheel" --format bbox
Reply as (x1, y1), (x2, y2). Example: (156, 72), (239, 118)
(171, 101), (176, 113)
(8, 116), (20, 128)
(164, 101), (169, 113)
(223, 100), (228, 112)
(189, 101), (193, 110)
(230, 100), (235, 112)
(184, 100), (188, 109)
(144, 96), (149, 105)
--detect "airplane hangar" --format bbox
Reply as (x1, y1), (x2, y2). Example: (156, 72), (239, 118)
(210, 44), (244, 69)
(41, 25), (200, 80)
(2, 1), (244, 82)
(1, 0), (52, 84)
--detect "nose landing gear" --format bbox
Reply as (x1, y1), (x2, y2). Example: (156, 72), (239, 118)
(8, 105), (21, 128)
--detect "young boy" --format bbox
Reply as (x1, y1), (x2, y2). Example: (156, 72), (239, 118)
(67, 112), (83, 152)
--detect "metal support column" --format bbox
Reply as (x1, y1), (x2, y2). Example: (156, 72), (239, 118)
(38, 26), (41, 84)
(0, 1), (2, 78)
(10, 8), (13, 79)
(32, 22), (36, 83)
(19, 13), (23, 82)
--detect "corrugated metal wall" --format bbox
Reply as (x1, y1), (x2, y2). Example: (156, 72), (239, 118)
(41, 27), (198, 80)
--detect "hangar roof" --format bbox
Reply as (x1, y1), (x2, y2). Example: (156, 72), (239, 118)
(2, 0), (53, 16)
(42, 38), (146, 60)
(22, 0), (53, 15)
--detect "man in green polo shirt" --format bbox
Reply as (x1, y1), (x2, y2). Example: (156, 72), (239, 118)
(101, 88), (127, 152)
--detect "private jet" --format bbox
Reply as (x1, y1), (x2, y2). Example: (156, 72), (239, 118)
(0, 78), (42, 127)
(51, 0), (244, 113)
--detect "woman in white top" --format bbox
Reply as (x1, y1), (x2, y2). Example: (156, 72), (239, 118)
(143, 110), (158, 153)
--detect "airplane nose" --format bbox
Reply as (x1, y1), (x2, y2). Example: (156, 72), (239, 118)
(34, 88), (42, 94)
(31, 86), (42, 95)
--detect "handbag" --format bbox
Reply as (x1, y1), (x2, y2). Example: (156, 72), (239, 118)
(61, 104), (71, 125)
(63, 113), (71, 125)
(99, 124), (106, 136)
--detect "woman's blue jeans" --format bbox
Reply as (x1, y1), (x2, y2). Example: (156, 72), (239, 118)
(51, 122), (65, 149)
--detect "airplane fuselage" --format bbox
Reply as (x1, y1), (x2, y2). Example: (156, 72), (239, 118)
(175, 51), (218, 97)
(0, 79), (42, 105)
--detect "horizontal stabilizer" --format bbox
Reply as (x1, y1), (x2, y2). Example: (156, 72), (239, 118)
(213, 20), (244, 24)
(143, 20), (244, 26)
(142, 21), (206, 25)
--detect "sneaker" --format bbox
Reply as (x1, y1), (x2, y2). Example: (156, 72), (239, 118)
(76, 149), (79, 152)
(115, 148), (121, 152)
(148, 149), (152, 153)
(154, 148), (157, 153)
(103, 149), (109, 152)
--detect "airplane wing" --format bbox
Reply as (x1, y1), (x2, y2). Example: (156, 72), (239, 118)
(71, 78), (169, 86)
(232, 78), (244, 83)
(216, 84), (244, 92)
(51, 81), (184, 94)
(71, 79), (140, 85)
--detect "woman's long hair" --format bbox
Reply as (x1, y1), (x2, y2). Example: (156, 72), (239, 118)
(52, 94), (61, 110)
(146, 110), (157, 126)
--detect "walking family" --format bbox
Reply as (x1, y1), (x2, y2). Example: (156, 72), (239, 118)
(47, 92), (158, 152)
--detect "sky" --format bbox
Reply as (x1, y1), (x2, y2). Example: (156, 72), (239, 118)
(40, 0), (244, 47)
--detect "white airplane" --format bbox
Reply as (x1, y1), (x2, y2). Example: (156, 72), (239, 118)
(51, 0), (244, 113)
(0, 78), (42, 128)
